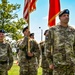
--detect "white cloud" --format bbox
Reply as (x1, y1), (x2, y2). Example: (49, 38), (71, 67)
(43, 16), (48, 20)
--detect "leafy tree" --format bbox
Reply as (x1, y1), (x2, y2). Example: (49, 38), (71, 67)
(0, 0), (26, 40)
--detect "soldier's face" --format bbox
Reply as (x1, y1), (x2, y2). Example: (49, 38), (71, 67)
(0, 33), (5, 40)
(59, 14), (69, 24)
(30, 36), (34, 39)
(23, 29), (30, 36)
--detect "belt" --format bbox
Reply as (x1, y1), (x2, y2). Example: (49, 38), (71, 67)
(0, 61), (7, 64)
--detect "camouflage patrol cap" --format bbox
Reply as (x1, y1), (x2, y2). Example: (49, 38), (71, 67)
(30, 33), (34, 37)
(0, 29), (5, 33)
(59, 9), (69, 17)
(22, 26), (28, 33)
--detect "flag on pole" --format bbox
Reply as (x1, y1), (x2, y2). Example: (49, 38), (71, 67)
(23, 0), (29, 22)
(23, 0), (37, 53)
(30, 0), (36, 12)
(48, 0), (60, 27)
(23, 0), (37, 23)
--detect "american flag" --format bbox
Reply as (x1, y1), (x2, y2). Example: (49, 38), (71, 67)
(30, 0), (36, 12)
(23, 0), (36, 23)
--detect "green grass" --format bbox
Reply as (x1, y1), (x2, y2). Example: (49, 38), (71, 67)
(8, 64), (19, 75)
(8, 64), (42, 75)
(37, 67), (42, 75)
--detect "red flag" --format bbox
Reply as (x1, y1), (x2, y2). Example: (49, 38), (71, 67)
(23, 0), (36, 23)
(48, 0), (60, 27)
(30, 0), (36, 12)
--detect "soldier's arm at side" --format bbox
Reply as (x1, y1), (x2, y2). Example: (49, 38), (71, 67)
(32, 41), (40, 58)
(45, 30), (53, 65)
(7, 44), (13, 70)
(34, 42), (40, 66)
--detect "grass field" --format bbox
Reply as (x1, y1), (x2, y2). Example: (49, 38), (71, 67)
(8, 64), (42, 75)
(8, 64), (19, 75)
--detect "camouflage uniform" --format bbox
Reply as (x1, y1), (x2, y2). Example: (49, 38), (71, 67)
(45, 25), (75, 75)
(19, 36), (40, 75)
(39, 41), (52, 75)
(16, 39), (23, 65)
(0, 41), (13, 75)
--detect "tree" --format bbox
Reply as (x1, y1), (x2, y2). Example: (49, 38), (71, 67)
(0, 0), (26, 40)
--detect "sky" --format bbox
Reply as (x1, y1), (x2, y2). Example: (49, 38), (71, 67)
(7, 0), (75, 43)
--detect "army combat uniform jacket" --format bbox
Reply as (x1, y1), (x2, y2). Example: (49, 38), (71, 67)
(0, 41), (13, 74)
(45, 25), (75, 75)
(19, 36), (40, 75)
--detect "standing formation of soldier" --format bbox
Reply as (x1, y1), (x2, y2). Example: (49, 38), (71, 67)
(0, 8), (75, 75)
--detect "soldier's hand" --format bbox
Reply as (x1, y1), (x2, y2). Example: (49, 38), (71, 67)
(49, 64), (54, 70)
(27, 52), (33, 57)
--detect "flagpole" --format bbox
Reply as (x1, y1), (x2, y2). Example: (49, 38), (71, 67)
(28, 0), (30, 53)
(23, 0), (37, 53)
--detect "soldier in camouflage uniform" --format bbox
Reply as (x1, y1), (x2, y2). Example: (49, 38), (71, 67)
(30, 33), (39, 69)
(0, 29), (13, 75)
(45, 9), (75, 75)
(39, 30), (52, 75)
(16, 39), (23, 66)
(18, 26), (40, 75)
(30, 33), (34, 39)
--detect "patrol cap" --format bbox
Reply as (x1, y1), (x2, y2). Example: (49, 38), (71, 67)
(30, 33), (34, 37)
(44, 30), (48, 35)
(59, 9), (69, 17)
(22, 26), (28, 33)
(0, 29), (5, 33)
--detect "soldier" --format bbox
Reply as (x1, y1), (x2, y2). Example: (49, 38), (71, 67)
(45, 9), (75, 75)
(0, 29), (13, 75)
(30, 33), (39, 69)
(16, 39), (23, 65)
(18, 26), (40, 75)
(39, 30), (52, 75)
(30, 33), (34, 39)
